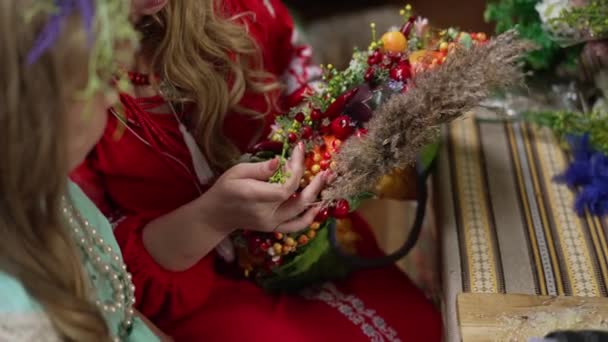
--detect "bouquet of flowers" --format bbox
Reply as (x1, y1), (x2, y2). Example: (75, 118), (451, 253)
(522, 0), (608, 217)
(232, 5), (533, 291)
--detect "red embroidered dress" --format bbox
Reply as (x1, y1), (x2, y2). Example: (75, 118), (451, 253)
(72, 1), (442, 340)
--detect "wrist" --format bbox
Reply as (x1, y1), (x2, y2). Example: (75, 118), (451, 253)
(194, 193), (236, 236)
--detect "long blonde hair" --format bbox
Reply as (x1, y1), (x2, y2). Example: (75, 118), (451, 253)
(0, 1), (110, 341)
(140, 0), (281, 171)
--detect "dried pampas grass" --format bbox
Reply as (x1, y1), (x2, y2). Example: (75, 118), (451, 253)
(322, 30), (534, 202)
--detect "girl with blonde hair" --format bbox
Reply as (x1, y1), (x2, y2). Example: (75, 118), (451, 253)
(0, 0), (164, 340)
(73, 0), (442, 340)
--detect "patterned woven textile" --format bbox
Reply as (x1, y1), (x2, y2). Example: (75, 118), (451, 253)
(437, 113), (608, 342)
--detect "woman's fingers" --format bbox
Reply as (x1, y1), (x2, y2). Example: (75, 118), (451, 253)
(243, 180), (292, 202)
(282, 143), (306, 194)
(228, 158), (280, 181)
(275, 206), (320, 233)
(276, 170), (328, 222)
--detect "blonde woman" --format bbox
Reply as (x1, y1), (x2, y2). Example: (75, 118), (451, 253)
(0, 0), (167, 340)
(73, 0), (442, 340)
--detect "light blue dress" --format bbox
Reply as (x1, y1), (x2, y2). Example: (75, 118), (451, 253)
(0, 181), (159, 341)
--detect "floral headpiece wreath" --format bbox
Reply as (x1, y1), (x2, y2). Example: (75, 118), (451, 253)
(26, 0), (139, 98)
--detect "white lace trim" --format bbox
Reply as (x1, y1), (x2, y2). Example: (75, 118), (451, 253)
(0, 312), (60, 342)
(301, 283), (401, 342)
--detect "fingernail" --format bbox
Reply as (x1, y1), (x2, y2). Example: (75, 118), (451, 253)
(269, 158), (280, 170)
(298, 142), (304, 151)
(322, 170), (330, 181)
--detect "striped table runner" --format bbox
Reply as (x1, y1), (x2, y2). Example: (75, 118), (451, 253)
(437, 114), (608, 341)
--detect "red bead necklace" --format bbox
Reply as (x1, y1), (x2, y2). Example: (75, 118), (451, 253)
(128, 71), (154, 86)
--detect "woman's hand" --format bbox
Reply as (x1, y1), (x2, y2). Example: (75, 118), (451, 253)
(142, 142), (330, 271)
(200, 142), (329, 234)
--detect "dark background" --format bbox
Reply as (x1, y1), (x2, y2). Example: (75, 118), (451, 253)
(283, 0), (493, 32)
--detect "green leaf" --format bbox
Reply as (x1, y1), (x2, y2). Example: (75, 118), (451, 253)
(257, 221), (352, 292)
(484, 0), (581, 72)
(271, 222), (332, 277)
(420, 142), (440, 170)
(348, 192), (375, 211)
(523, 110), (608, 154)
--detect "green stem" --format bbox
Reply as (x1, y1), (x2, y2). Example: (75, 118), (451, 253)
(269, 141), (291, 184)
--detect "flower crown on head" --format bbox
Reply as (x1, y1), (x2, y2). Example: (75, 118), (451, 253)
(26, 0), (139, 97)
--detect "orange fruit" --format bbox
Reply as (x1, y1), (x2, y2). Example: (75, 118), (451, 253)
(381, 31), (408, 53)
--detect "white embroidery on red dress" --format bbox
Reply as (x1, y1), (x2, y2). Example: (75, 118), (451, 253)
(282, 40), (323, 95)
(301, 283), (401, 342)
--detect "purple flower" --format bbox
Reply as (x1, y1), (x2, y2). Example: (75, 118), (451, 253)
(590, 152), (608, 182)
(556, 133), (608, 216)
(344, 84), (374, 123)
(27, 0), (95, 65)
(575, 178), (608, 216)
(387, 80), (405, 92)
(555, 134), (593, 186)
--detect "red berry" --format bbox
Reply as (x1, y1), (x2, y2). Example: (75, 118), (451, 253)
(320, 124), (332, 135)
(390, 53), (403, 64)
(333, 199), (350, 218)
(367, 50), (383, 65)
(295, 112), (305, 122)
(320, 159), (330, 170)
(364, 67), (375, 82)
(310, 109), (322, 121)
(331, 115), (355, 140)
(260, 242), (270, 251)
(323, 151), (332, 160)
(301, 126), (313, 139)
(355, 128), (368, 138)
(288, 132), (297, 143)
(315, 207), (331, 222)
(390, 62), (412, 81)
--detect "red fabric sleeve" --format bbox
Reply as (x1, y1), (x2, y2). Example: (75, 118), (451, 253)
(112, 215), (217, 329)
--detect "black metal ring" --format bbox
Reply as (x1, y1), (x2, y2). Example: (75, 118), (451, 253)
(328, 157), (434, 269)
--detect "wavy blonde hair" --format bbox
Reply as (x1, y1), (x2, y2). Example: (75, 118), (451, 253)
(140, 0), (281, 171)
(0, 1), (110, 341)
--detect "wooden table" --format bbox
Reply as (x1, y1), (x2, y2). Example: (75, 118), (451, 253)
(436, 113), (608, 341)
(457, 293), (608, 341)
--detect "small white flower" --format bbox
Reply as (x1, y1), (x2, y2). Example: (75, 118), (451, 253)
(535, 0), (587, 46)
(535, 0), (570, 25)
(414, 17), (429, 39)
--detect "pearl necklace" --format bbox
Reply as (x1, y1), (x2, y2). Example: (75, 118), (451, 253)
(61, 196), (136, 341)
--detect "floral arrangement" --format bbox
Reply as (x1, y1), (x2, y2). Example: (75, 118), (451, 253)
(525, 109), (608, 215)
(27, 0), (138, 98)
(543, 0), (608, 46)
(523, 0), (608, 216)
(232, 5), (532, 291)
(485, 0), (582, 72)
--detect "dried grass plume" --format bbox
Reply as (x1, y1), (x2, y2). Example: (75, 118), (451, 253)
(322, 30), (534, 202)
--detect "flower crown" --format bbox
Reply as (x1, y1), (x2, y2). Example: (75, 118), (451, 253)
(26, 0), (139, 97)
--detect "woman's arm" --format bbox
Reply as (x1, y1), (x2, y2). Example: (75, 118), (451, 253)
(141, 197), (229, 272)
(141, 145), (328, 272)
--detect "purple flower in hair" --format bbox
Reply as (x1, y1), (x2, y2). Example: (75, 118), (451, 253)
(26, 0), (95, 65)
